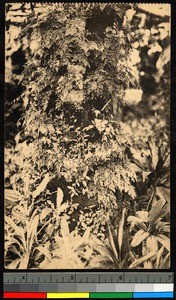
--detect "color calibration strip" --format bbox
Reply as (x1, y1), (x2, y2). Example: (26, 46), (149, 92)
(3, 292), (174, 298)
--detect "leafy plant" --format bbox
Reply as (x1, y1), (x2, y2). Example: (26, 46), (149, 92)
(5, 210), (40, 269)
(128, 198), (170, 268)
(4, 3), (170, 270)
(38, 216), (98, 269)
(130, 139), (170, 210)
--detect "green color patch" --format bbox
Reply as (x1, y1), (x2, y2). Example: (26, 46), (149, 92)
(90, 292), (133, 298)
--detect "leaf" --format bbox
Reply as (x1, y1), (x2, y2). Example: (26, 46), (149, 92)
(148, 139), (159, 169)
(40, 207), (52, 221)
(6, 258), (20, 269)
(156, 234), (170, 252)
(131, 230), (149, 247)
(107, 224), (118, 260)
(156, 221), (170, 233)
(36, 246), (52, 261)
(127, 216), (145, 228)
(57, 202), (69, 214)
(118, 208), (126, 254)
(146, 236), (158, 253)
(136, 211), (148, 223)
(131, 157), (145, 171)
(129, 251), (157, 269)
(90, 234), (106, 247)
(156, 186), (170, 202)
(18, 253), (30, 269)
(5, 189), (23, 202)
(60, 216), (70, 237)
(56, 187), (64, 208)
(142, 171), (151, 182)
(5, 237), (24, 254)
(5, 216), (25, 246)
(28, 214), (40, 250)
(32, 173), (50, 199)
(156, 246), (164, 268)
(149, 199), (166, 224)
(162, 252), (170, 267)
(11, 207), (27, 223)
(83, 227), (91, 240)
(130, 148), (148, 170)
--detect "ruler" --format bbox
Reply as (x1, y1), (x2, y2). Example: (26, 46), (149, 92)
(3, 272), (174, 290)
(3, 272), (174, 298)
(4, 272), (174, 284)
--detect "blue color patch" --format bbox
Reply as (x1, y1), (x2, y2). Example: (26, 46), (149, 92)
(133, 292), (174, 298)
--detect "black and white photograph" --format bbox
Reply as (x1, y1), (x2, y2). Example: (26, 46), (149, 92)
(4, 3), (170, 269)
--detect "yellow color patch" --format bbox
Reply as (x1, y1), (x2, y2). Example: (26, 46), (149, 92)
(47, 292), (89, 298)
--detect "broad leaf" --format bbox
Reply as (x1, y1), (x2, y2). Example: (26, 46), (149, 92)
(60, 216), (70, 237)
(156, 234), (170, 252)
(18, 253), (30, 269)
(40, 207), (52, 221)
(56, 187), (64, 208)
(107, 224), (118, 260)
(5, 216), (26, 247)
(28, 214), (40, 250)
(6, 258), (21, 269)
(131, 230), (149, 247)
(118, 208), (126, 254)
(5, 188), (23, 202)
(148, 139), (159, 169)
(129, 251), (157, 269)
(149, 199), (166, 224)
(146, 236), (158, 252)
(156, 246), (164, 268)
(136, 211), (148, 223)
(32, 173), (50, 199)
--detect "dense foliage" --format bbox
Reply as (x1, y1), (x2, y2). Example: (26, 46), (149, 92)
(5, 3), (170, 269)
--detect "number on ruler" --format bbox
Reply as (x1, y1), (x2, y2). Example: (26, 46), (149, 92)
(70, 275), (74, 281)
(20, 275), (26, 282)
(119, 275), (123, 281)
